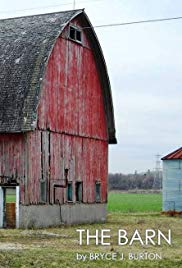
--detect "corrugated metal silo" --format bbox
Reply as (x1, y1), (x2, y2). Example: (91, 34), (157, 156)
(162, 147), (182, 211)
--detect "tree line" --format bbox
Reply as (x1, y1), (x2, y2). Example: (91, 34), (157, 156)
(108, 170), (162, 190)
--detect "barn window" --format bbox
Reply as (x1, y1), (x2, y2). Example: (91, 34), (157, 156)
(95, 182), (101, 202)
(67, 182), (73, 202)
(40, 180), (46, 203)
(75, 182), (83, 202)
(69, 26), (82, 43)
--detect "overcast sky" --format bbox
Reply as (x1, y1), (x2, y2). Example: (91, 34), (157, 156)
(1, 0), (182, 173)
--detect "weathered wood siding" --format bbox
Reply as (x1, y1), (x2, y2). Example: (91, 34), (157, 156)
(0, 17), (108, 205)
(37, 21), (107, 140)
(0, 134), (26, 203)
(37, 18), (108, 203)
(49, 134), (108, 203)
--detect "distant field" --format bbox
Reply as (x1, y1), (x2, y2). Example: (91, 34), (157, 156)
(6, 193), (162, 212)
(107, 192), (162, 212)
(6, 195), (16, 203)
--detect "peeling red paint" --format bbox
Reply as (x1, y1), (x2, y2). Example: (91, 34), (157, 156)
(0, 17), (109, 205)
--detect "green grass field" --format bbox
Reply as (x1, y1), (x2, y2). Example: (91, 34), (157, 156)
(6, 195), (16, 202)
(107, 192), (162, 212)
(6, 192), (162, 211)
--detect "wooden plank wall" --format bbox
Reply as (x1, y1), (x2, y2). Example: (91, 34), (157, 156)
(37, 20), (108, 141)
(36, 17), (109, 204)
(50, 133), (108, 204)
(0, 134), (26, 203)
(0, 17), (109, 206)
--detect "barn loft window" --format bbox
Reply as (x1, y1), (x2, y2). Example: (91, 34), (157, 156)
(69, 26), (82, 43)
(67, 182), (73, 202)
(75, 181), (83, 202)
(95, 182), (101, 202)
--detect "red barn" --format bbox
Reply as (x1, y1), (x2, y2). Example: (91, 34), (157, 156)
(0, 9), (116, 228)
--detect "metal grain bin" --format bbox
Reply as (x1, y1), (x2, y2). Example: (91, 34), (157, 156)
(162, 147), (182, 211)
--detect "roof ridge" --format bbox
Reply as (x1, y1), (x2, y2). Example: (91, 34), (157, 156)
(0, 9), (84, 21)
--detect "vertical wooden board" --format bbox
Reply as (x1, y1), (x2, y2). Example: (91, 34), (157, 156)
(24, 133), (30, 204)
(91, 139), (97, 202)
(45, 70), (51, 129)
(75, 45), (83, 135)
(35, 131), (41, 204)
(24, 134), (28, 204)
(63, 41), (71, 133)
(86, 50), (93, 137)
(20, 136), (25, 184)
(46, 54), (54, 131)
(95, 76), (102, 139)
(80, 138), (87, 202)
(54, 38), (62, 132)
(32, 132), (36, 204)
(0, 141), (2, 176)
(9, 139), (12, 175)
(101, 141), (108, 202)
(28, 132), (33, 203)
(14, 139), (19, 178)
(83, 138), (90, 203)
(29, 132), (36, 204)
(81, 49), (90, 136)
(67, 41), (79, 90)
(63, 134), (71, 170)
(78, 46), (84, 136)
(52, 48), (59, 132)
(59, 38), (67, 88)
(90, 52), (97, 138)
(19, 137), (25, 204)
(56, 133), (61, 180)
(1, 138), (5, 176)
(64, 43), (76, 133)
(77, 137), (82, 182)
(50, 132), (55, 180)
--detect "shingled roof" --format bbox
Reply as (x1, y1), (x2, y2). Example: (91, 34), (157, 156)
(0, 10), (117, 144)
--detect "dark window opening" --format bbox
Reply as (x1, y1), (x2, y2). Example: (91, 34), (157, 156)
(76, 30), (82, 42)
(69, 26), (82, 43)
(67, 182), (73, 202)
(70, 26), (75, 39)
(76, 182), (83, 202)
(95, 182), (101, 202)
(40, 180), (46, 203)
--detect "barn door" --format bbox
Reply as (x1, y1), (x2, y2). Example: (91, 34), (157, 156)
(0, 186), (19, 228)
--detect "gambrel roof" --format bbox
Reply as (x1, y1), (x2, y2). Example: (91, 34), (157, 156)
(0, 10), (116, 144)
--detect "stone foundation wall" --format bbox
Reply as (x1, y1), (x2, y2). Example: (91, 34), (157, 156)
(19, 203), (106, 228)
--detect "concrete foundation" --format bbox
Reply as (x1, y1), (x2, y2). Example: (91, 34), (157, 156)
(19, 203), (106, 228)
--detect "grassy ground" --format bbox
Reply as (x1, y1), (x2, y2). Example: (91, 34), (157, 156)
(0, 212), (181, 268)
(107, 193), (162, 212)
(6, 195), (16, 203)
(1, 192), (181, 268)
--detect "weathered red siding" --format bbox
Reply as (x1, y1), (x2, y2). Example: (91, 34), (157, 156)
(37, 23), (107, 140)
(0, 134), (25, 203)
(0, 17), (109, 206)
(36, 18), (108, 203)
